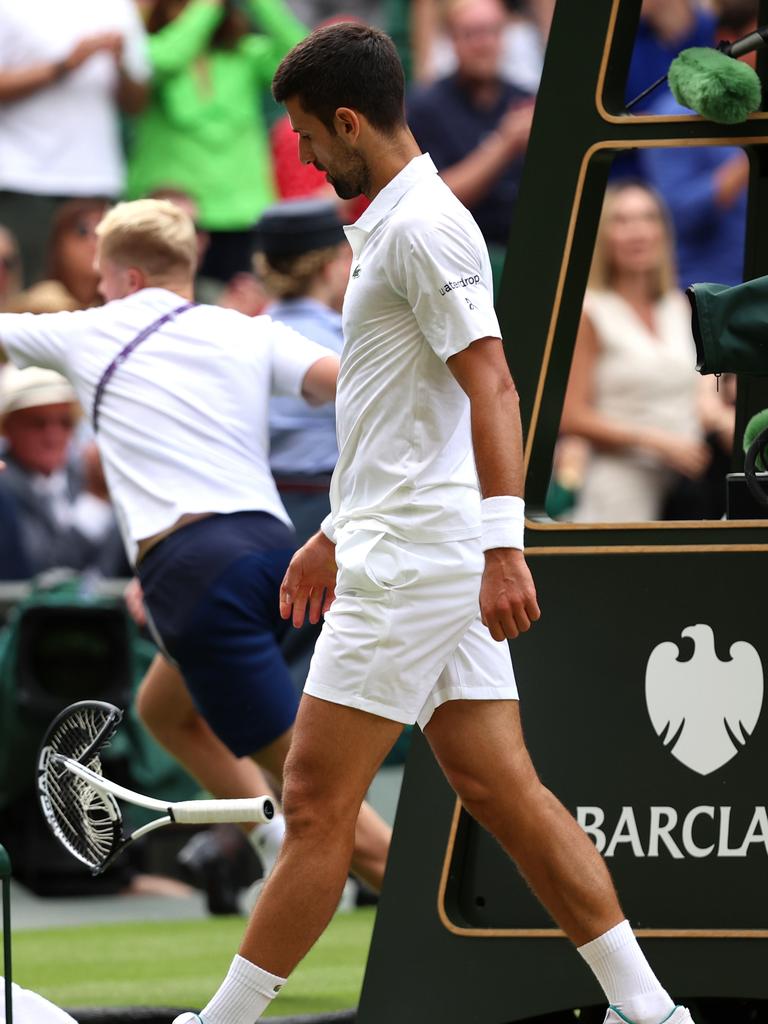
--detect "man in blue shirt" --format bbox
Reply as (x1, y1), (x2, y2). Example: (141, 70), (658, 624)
(406, 0), (534, 288)
(639, 93), (747, 289)
(625, 0), (717, 112)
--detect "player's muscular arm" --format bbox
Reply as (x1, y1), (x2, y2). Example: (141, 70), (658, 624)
(448, 337), (540, 640)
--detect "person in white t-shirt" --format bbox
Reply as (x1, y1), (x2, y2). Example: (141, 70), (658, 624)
(172, 24), (697, 1024)
(0, 0), (151, 284)
(0, 197), (390, 899)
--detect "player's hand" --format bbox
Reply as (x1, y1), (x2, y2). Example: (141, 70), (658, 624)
(280, 530), (338, 628)
(480, 548), (540, 641)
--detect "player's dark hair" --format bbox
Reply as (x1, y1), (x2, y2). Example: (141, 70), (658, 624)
(272, 23), (406, 134)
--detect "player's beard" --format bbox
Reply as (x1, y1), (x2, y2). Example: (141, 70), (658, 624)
(319, 150), (371, 200)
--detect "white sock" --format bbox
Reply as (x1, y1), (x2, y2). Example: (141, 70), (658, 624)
(249, 815), (286, 877)
(577, 920), (675, 1024)
(200, 954), (286, 1024)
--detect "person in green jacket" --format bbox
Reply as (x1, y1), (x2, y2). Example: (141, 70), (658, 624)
(127, 0), (306, 283)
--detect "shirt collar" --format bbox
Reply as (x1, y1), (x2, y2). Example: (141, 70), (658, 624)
(344, 153), (438, 257)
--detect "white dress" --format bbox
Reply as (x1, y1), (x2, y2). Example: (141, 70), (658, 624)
(570, 288), (702, 523)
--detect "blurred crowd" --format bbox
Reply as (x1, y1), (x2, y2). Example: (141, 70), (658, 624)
(0, 0), (756, 588)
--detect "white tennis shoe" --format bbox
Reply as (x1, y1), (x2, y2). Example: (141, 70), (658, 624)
(604, 1006), (693, 1024)
(171, 1014), (203, 1024)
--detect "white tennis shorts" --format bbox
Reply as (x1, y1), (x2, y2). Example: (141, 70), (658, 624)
(304, 528), (518, 728)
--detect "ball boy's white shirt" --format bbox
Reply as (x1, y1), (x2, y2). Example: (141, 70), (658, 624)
(0, 0), (150, 196)
(329, 153), (503, 544)
(0, 289), (335, 563)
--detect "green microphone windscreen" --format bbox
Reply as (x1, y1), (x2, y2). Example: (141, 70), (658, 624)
(668, 47), (762, 123)
(743, 408), (768, 469)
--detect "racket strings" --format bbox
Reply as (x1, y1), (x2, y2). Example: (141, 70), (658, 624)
(39, 704), (123, 872)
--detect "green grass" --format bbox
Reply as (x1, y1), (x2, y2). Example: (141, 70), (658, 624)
(11, 908), (376, 1017)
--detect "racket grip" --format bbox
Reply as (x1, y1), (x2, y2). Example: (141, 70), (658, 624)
(171, 796), (274, 825)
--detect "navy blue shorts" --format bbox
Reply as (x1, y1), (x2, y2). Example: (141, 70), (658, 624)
(137, 511), (300, 757)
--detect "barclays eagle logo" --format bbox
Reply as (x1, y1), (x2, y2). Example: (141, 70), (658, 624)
(645, 624), (763, 776)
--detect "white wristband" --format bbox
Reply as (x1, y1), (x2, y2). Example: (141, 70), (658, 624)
(319, 512), (337, 544)
(480, 495), (525, 551)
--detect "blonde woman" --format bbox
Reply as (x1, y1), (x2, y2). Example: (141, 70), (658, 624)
(560, 181), (716, 522)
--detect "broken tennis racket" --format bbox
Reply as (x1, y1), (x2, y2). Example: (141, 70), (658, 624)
(37, 699), (274, 874)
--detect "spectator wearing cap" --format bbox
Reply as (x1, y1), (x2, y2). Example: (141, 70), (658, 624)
(254, 198), (349, 687)
(0, 366), (127, 580)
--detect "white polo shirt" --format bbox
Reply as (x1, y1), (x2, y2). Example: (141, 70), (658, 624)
(330, 153), (502, 543)
(0, 289), (334, 562)
(0, 0), (150, 196)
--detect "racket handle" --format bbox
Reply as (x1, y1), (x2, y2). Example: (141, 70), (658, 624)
(171, 796), (275, 825)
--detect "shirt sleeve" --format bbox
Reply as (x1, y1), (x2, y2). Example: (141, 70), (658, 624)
(265, 317), (338, 398)
(389, 214), (502, 362)
(0, 311), (80, 374)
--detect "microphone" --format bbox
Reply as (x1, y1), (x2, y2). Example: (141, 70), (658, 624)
(626, 34), (763, 121)
(667, 45), (762, 123)
(720, 24), (768, 59)
(743, 408), (768, 469)
(742, 408), (768, 507)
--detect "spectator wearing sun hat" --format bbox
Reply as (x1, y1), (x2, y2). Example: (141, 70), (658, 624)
(0, 365), (127, 579)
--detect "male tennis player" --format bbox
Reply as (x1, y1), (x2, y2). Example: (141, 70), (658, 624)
(0, 197), (389, 892)
(172, 23), (694, 1024)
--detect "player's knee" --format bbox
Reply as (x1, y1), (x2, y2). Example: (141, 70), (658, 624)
(448, 763), (542, 836)
(281, 766), (359, 842)
(449, 770), (499, 826)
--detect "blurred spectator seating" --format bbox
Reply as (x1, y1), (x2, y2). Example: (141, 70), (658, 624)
(0, 366), (128, 581)
(284, 0), (385, 27)
(409, 0), (549, 90)
(625, 0), (717, 112)
(5, 198), (109, 314)
(0, 226), (22, 311)
(0, 0), (150, 285)
(406, 0), (535, 290)
(559, 182), (730, 523)
(713, 0), (758, 64)
(638, 94), (748, 289)
(126, 0), (306, 285)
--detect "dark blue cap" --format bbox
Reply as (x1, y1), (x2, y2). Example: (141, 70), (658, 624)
(255, 198), (346, 257)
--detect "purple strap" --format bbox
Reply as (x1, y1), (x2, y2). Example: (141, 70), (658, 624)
(92, 302), (195, 431)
